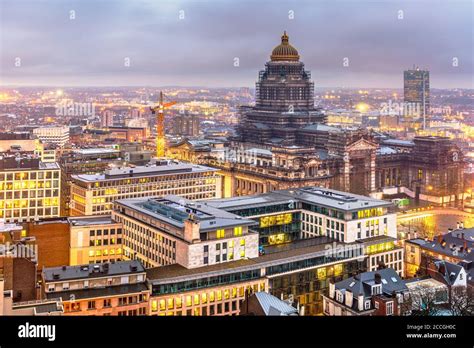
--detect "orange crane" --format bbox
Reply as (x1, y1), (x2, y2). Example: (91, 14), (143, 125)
(150, 91), (176, 158)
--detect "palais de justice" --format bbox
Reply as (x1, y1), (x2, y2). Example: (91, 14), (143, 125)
(169, 32), (466, 206)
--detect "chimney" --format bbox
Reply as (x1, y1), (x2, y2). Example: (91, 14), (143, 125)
(183, 218), (200, 243)
(437, 234), (443, 244)
(358, 294), (364, 311)
(456, 222), (460, 230)
(299, 305), (305, 316)
(460, 222), (464, 229)
(329, 280), (335, 299)
(374, 272), (382, 284)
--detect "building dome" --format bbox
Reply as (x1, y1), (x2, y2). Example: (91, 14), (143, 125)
(270, 31), (300, 62)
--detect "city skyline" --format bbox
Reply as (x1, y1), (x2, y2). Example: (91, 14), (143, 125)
(1, 0), (472, 89)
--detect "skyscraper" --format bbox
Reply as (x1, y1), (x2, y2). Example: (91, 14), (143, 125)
(403, 67), (430, 128)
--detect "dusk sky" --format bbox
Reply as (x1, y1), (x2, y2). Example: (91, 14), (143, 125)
(0, 0), (472, 88)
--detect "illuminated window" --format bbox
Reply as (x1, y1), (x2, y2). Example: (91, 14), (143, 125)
(95, 250), (101, 256)
(229, 240), (234, 248)
(233, 226), (242, 236)
(167, 298), (174, 309)
(176, 297), (182, 308)
(194, 294), (200, 305)
(88, 250), (94, 257)
(228, 252), (234, 260)
(240, 250), (245, 258)
(186, 296), (192, 306)
(224, 289), (230, 300)
(151, 300), (158, 312)
(239, 287), (244, 297)
(159, 299), (165, 310)
(209, 291), (215, 302)
(232, 288), (237, 298)
(317, 268), (327, 279)
(21, 230), (27, 237)
(216, 290), (222, 301)
(240, 239), (245, 246)
(201, 293), (207, 304)
(216, 229), (225, 239)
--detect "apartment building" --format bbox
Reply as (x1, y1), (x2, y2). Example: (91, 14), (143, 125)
(323, 268), (408, 316)
(41, 261), (149, 316)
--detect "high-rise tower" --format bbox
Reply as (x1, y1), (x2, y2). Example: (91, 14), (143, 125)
(404, 66), (430, 128)
(236, 32), (326, 146)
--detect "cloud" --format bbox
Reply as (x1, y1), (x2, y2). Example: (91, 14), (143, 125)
(0, 0), (472, 88)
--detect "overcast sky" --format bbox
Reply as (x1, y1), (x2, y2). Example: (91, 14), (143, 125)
(0, 0), (472, 88)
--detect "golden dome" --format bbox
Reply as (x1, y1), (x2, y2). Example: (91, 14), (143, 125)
(270, 31), (300, 62)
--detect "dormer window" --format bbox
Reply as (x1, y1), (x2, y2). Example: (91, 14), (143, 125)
(365, 300), (371, 310)
(371, 284), (382, 295)
(336, 291), (343, 303)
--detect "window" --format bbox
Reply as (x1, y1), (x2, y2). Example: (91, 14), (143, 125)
(103, 299), (111, 307)
(216, 229), (225, 238)
(233, 226), (242, 236)
(87, 301), (96, 310)
(215, 255), (220, 262)
(364, 300), (371, 310)
(240, 239), (245, 246)
(386, 301), (394, 315)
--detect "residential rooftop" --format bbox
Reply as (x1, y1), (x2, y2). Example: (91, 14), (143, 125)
(43, 260), (145, 282)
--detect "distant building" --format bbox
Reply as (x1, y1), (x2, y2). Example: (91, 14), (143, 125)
(100, 110), (114, 128)
(173, 112), (200, 137)
(404, 67), (430, 127)
(69, 162), (222, 216)
(323, 268), (408, 316)
(33, 126), (70, 148)
(41, 260), (149, 316)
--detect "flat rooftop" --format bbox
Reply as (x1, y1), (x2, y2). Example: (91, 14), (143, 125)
(115, 195), (256, 232)
(71, 162), (217, 182)
(205, 186), (393, 213)
(72, 148), (119, 155)
(43, 260), (145, 282)
(68, 215), (119, 227)
(146, 235), (396, 285)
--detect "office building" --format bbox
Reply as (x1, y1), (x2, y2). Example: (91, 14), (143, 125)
(404, 67), (430, 127)
(113, 195), (259, 269)
(0, 156), (61, 222)
(33, 126), (70, 148)
(69, 162), (222, 216)
(68, 215), (124, 266)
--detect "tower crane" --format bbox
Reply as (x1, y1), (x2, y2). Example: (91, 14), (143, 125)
(150, 91), (177, 158)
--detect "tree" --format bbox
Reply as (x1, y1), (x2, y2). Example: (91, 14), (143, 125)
(401, 285), (446, 316)
(449, 286), (474, 316)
